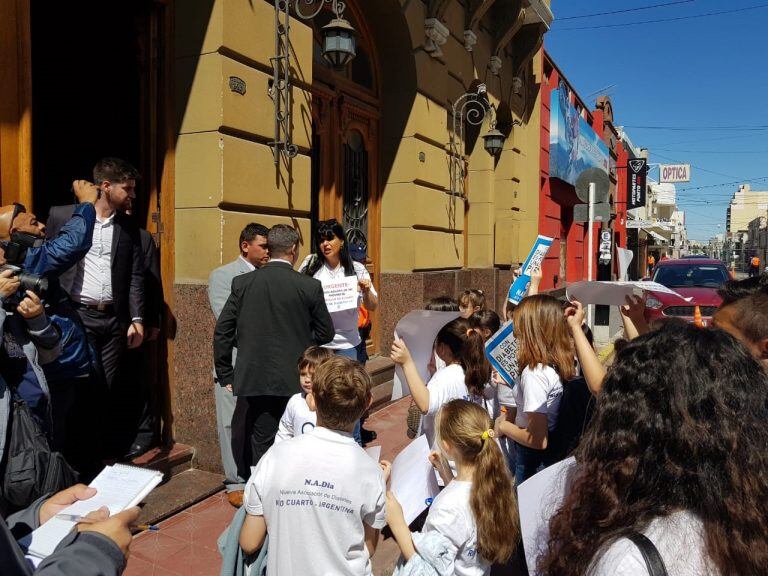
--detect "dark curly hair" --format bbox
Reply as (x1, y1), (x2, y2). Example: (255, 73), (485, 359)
(538, 321), (768, 575)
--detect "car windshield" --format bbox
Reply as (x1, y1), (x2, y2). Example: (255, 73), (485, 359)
(653, 264), (728, 288)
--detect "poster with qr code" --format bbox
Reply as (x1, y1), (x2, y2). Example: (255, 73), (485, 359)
(507, 235), (554, 304)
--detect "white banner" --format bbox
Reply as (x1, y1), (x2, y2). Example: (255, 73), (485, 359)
(390, 310), (461, 401)
(566, 280), (692, 306)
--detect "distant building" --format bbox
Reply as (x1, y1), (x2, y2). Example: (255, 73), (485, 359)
(727, 184), (768, 234)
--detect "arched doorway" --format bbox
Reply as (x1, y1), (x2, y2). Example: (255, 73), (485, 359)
(310, 2), (381, 350)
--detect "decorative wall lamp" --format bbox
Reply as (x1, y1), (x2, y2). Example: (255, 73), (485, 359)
(449, 83), (510, 198)
(269, 0), (357, 164)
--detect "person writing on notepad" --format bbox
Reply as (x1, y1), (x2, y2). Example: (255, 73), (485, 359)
(239, 356), (388, 575)
(1, 483), (138, 576)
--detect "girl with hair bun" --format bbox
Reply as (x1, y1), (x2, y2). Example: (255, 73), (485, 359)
(386, 399), (519, 575)
(391, 317), (491, 446)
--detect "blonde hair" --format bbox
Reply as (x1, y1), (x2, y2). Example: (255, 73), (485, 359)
(436, 400), (519, 564)
(459, 289), (486, 311)
(513, 295), (575, 381)
(312, 356), (371, 429)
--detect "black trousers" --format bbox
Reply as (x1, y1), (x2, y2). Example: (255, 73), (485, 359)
(76, 308), (132, 458)
(231, 395), (290, 481)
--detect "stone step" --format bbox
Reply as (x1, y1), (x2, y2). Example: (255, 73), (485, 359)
(129, 443), (195, 479)
(365, 355), (396, 412)
(136, 468), (224, 526)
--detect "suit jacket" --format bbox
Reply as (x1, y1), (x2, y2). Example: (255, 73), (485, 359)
(207, 257), (253, 381)
(139, 229), (163, 331)
(46, 205), (144, 325)
(213, 261), (335, 397)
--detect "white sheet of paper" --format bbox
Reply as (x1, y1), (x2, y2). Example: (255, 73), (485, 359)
(617, 248), (634, 281)
(566, 280), (692, 306)
(321, 276), (359, 313)
(22, 465), (163, 560)
(365, 445), (381, 462)
(390, 310), (461, 401)
(390, 435), (440, 525)
(518, 457), (577, 575)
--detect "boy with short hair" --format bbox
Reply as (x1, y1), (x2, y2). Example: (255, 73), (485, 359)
(274, 346), (332, 443)
(240, 356), (387, 575)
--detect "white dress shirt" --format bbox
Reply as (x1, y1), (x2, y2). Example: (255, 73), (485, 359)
(71, 213), (115, 305)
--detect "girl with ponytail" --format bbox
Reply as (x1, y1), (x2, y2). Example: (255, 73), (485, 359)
(391, 317), (490, 445)
(386, 400), (519, 574)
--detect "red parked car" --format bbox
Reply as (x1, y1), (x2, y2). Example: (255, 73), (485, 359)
(643, 258), (730, 327)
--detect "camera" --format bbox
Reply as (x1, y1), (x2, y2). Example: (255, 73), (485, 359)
(0, 264), (49, 308)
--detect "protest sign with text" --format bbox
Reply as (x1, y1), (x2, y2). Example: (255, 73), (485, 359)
(508, 235), (554, 304)
(484, 322), (517, 386)
(320, 276), (359, 313)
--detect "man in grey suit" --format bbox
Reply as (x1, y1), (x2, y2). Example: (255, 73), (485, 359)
(207, 223), (269, 507)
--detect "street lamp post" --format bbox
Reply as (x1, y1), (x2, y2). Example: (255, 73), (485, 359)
(269, 0), (357, 164)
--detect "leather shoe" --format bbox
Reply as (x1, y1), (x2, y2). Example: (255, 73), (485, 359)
(227, 491), (244, 508)
(123, 443), (151, 461)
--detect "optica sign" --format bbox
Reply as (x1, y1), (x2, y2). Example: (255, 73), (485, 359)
(659, 164), (691, 183)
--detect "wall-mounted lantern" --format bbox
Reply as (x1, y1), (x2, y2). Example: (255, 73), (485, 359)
(270, 0), (356, 164)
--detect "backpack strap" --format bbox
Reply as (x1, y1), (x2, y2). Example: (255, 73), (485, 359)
(626, 532), (669, 576)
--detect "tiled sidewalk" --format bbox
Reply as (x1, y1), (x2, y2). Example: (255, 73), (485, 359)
(124, 397), (412, 576)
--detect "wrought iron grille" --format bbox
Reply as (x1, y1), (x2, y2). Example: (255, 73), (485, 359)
(342, 130), (369, 250)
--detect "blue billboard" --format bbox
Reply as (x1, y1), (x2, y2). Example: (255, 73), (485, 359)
(549, 83), (609, 186)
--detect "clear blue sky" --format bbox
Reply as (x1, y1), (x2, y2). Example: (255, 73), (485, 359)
(546, 0), (768, 242)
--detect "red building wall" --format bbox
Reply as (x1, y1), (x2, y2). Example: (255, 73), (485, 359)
(539, 53), (627, 290)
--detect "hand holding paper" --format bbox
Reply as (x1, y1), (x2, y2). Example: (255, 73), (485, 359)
(566, 280), (692, 307)
(390, 339), (413, 366)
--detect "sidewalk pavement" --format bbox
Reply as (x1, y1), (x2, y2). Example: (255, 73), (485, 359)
(124, 397), (413, 576)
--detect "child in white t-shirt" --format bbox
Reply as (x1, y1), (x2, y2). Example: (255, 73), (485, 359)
(386, 400), (519, 576)
(391, 317), (491, 446)
(494, 295), (576, 485)
(240, 356), (389, 576)
(274, 346), (333, 444)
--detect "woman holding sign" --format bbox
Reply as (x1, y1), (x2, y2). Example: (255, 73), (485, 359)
(300, 219), (378, 359)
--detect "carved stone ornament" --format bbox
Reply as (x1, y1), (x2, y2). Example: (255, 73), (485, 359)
(463, 29), (478, 52)
(512, 76), (523, 95)
(424, 18), (450, 58)
(489, 56), (502, 76)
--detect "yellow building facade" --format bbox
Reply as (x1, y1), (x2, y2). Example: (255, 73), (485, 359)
(0, 0), (549, 471)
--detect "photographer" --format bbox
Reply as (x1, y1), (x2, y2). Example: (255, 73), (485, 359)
(0, 268), (60, 426)
(0, 181), (98, 466)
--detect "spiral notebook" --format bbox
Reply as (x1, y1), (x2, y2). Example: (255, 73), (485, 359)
(21, 464), (163, 562)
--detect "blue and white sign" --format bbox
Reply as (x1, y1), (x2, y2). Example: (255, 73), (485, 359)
(485, 322), (517, 386)
(550, 83), (609, 186)
(508, 235), (554, 304)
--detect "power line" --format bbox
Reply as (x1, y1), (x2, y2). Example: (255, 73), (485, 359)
(554, 3), (768, 31)
(674, 177), (768, 192)
(625, 124), (768, 131)
(557, 0), (696, 21)
(653, 148), (768, 154)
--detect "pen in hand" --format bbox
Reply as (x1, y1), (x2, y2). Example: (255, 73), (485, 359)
(55, 513), (159, 531)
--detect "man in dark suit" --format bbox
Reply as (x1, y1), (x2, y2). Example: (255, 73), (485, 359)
(214, 224), (334, 476)
(46, 158), (145, 459)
